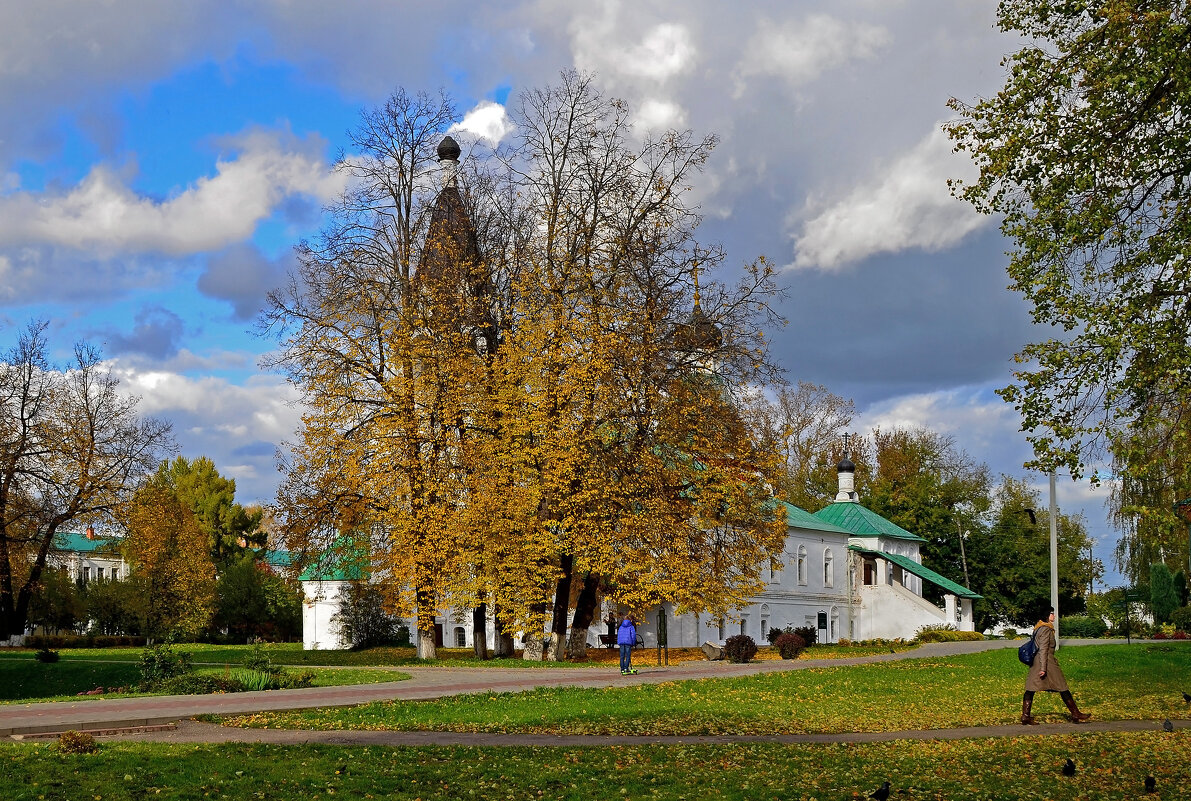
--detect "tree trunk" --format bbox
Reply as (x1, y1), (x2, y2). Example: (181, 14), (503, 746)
(492, 604), (515, 658)
(472, 602), (488, 660)
(546, 554), (574, 661)
(416, 585), (437, 660)
(523, 601), (547, 661)
(416, 621), (437, 659)
(565, 572), (600, 659)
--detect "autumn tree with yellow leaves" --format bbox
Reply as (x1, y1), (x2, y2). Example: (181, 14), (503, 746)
(122, 484), (216, 640)
(265, 73), (786, 659)
(0, 322), (173, 641)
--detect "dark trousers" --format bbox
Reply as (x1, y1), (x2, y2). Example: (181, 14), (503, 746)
(619, 643), (632, 672)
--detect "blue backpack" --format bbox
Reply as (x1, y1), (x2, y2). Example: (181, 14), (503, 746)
(1018, 631), (1038, 666)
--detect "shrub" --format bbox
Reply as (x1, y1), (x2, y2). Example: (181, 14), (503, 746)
(1173, 630), (1188, 640)
(792, 626), (817, 647)
(722, 634), (757, 663)
(285, 670), (317, 689)
(1061, 615), (1108, 638)
(1151, 563), (1180, 624)
(138, 643), (192, 686)
(916, 628), (984, 643)
(1171, 606), (1191, 633)
(333, 582), (412, 649)
(34, 647), (59, 663)
(25, 634), (146, 649)
(155, 674), (243, 695)
(243, 645), (283, 675)
(766, 625), (801, 646)
(232, 668), (282, 691)
(773, 632), (806, 659)
(57, 730), (97, 754)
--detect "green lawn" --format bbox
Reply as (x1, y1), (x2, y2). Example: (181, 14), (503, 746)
(224, 643), (1191, 734)
(4, 643), (1190, 800)
(0, 658), (407, 703)
(0, 640), (919, 668)
(1, 733), (1188, 800)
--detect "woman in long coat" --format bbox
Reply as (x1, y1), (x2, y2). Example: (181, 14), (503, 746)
(1021, 606), (1091, 724)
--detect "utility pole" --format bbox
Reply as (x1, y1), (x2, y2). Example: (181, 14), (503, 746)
(1049, 470), (1059, 648)
(956, 518), (970, 589)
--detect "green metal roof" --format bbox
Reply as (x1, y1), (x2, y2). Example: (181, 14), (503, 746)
(52, 532), (121, 554)
(779, 500), (853, 535)
(261, 549), (294, 569)
(298, 539), (368, 581)
(812, 502), (926, 542)
(851, 546), (981, 599)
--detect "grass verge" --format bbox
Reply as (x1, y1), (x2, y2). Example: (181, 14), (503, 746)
(224, 643), (1191, 735)
(1, 732), (1188, 800)
(0, 659), (407, 703)
(0, 640), (918, 669)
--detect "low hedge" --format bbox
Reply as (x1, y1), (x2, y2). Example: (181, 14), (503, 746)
(1058, 615), (1108, 638)
(915, 629), (984, 643)
(24, 634), (146, 649)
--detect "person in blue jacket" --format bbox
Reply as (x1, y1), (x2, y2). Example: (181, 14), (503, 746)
(617, 614), (638, 675)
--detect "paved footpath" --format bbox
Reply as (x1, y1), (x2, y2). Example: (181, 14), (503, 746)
(1, 639), (1180, 745)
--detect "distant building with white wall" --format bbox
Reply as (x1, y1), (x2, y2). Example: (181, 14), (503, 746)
(47, 528), (128, 585)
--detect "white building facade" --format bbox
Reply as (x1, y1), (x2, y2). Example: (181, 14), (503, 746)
(47, 529), (128, 585)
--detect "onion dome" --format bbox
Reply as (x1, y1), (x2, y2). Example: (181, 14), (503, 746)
(437, 136), (461, 162)
(675, 301), (723, 352)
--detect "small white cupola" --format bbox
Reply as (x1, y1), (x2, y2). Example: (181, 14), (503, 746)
(835, 435), (858, 502)
(437, 135), (461, 188)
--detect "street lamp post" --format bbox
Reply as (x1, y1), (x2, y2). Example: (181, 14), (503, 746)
(1049, 470), (1059, 647)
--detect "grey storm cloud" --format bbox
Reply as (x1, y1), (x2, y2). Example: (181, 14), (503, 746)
(4, 0), (1098, 553)
(96, 305), (185, 360)
(0, 2), (1021, 401)
(198, 244), (296, 322)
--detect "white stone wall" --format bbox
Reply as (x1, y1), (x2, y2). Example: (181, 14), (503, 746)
(852, 581), (948, 640)
(629, 524), (854, 647)
(302, 580), (350, 650)
(47, 550), (127, 583)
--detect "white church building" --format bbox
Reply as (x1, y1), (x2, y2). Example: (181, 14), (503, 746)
(297, 135), (979, 652)
(298, 457), (979, 651)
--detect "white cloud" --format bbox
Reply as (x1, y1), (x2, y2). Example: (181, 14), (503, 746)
(0, 128), (344, 256)
(634, 98), (685, 132)
(735, 14), (889, 91)
(450, 101), (514, 145)
(855, 387), (1021, 456)
(790, 125), (989, 270)
(113, 364), (302, 504)
(561, 4), (698, 138)
(571, 5), (695, 84)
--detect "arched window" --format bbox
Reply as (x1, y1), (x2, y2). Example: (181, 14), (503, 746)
(454, 627), (466, 648)
(797, 545), (808, 585)
(824, 548), (834, 587)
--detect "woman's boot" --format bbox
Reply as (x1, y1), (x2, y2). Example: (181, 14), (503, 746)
(1020, 692), (1038, 725)
(1060, 691), (1091, 722)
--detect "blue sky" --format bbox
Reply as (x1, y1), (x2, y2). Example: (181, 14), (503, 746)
(0, 1), (1123, 586)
